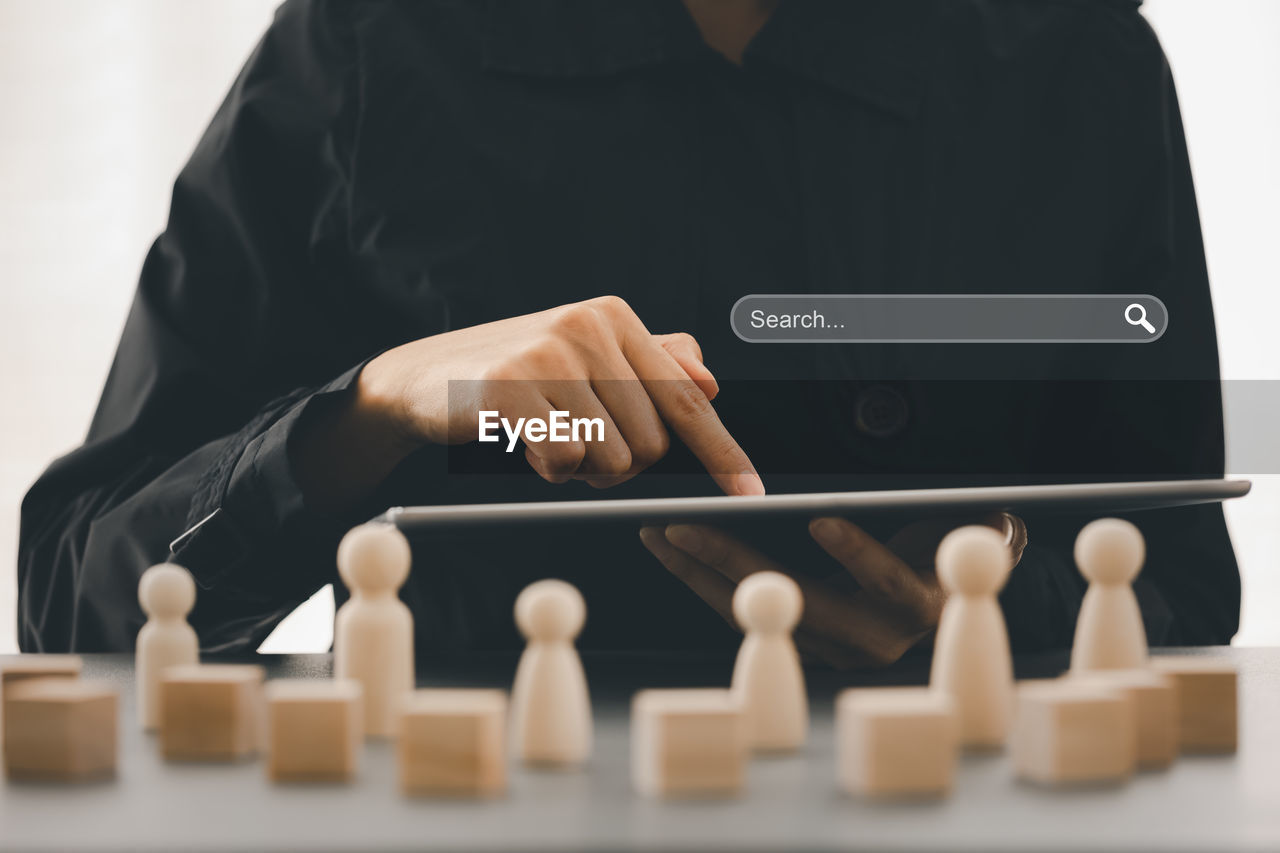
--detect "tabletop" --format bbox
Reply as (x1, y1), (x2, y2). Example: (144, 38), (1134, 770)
(1, 647), (1278, 852)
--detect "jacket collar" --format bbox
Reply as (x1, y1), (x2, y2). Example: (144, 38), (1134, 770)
(482, 0), (936, 120)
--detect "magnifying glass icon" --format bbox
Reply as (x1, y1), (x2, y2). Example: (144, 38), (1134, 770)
(1125, 303), (1156, 334)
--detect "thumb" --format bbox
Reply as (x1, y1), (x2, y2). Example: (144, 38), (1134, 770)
(653, 332), (720, 400)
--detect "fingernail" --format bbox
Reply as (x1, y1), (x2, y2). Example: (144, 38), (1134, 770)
(665, 524), (703, 554)
(811, 517), (844, 546)
(1000, 513), (1015, 545)
(701, 371), (721, 399)
(639, 527), (665, 550)
(737, 472), (766, 496)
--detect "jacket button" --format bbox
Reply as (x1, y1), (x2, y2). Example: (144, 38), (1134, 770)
(854, 384), (908, 438)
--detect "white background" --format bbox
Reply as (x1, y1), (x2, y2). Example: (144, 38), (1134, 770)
(1, 0), (1276, 654)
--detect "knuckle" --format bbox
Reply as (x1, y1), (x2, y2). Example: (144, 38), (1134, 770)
(541, 440), (586, 472)
(480, 361), (522, 384)
(670, 332), (701, 357)
(599, 444), (633, 477)
(550, 304), (605, 342)
(525, 450), (563, 483)
(589, 294), (631, 316)
(629, 429), (670, 468)
(523, 337), (578, 376)
(668, 381), (712, 423)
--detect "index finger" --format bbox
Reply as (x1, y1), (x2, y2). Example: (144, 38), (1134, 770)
(621, 336), (764, 497)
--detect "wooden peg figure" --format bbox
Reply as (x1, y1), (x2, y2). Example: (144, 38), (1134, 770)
(730, 571), (807, 751)
(136, 563), (199, 730)
(334, 523), (414, 738)
(510, 579), (592, 766)
(1071, 518), (1148, 671)
(929, 525), (1014, 750)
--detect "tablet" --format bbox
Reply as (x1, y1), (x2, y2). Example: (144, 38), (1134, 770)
(382, 478), (1250, 530)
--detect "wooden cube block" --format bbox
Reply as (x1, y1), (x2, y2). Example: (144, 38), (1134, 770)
(837, 687), (957, 798)
(1, 655), (83, 698)
(161, 664), (265, 762)
(1012, 681), (1135, 786)
(2, 655), (83, 750)
(4, 679), (117, 782)
(1070, 669), (1177, 769)
(1151, 657), (1237, 754)
(266, 680), (362, 783)
(399, 689), (506, 797)
(632, 689), (746, 798)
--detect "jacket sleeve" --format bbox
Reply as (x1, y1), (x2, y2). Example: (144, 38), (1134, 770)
(1002, 4), (1239, 651)
(18, 0), (368, 654)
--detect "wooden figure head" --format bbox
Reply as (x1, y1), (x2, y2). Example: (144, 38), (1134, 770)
(515, 579), (585, 642)
(138, 562), (196, 619)
(732, 571), (802, 635)
(1074, 518), (1145, 586)
(936, 525), (1011, 596)
(337, 522), (411, 595)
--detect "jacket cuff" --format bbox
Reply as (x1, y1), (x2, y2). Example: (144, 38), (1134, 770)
(172, 358), (372, 591)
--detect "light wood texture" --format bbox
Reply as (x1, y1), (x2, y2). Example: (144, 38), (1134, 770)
(929, 526), (1015, 749)
(1151, 657), (1238, 753)
(1071, 519), (1149, 671)
(136, 563), (200, 731)
(632, 689), (746, 798)
(334, 523), (415, 739)
(266, 680), (362, 783)
(4, 678), (117, 782)
(731, 571), (807, 752)
(1069, 669), (1177, 769)
(1, 655), (83, 751)
(509, 579), (592, 766)
(398, 689), (507, 797)
(160, 664), (265, 762)
(1012, 680), (1136, 786)
(836, 687), (957, 798)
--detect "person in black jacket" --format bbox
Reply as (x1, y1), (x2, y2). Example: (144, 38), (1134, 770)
(19, 0), (1238, 663)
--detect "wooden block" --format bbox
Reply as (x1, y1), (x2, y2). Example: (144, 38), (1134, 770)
(398, 689), (506, 797)
(160, 664), (265, 762)
(266, 680), (362, 783)
(836, 687), (957, 798)
(4, 679), (117, 782)
(632, 689), (746, 798)
(1012, 680), (1135, 786)
(1, 655), (83, 698)
(1, 655), (83, 750)
(1151, 657), (1237, 754)
(1069, 669), (1177, 769)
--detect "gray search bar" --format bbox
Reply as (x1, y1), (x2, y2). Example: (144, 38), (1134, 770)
(730, 294), (1168, 343)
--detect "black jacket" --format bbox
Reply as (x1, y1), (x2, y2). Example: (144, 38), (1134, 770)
(19, 0), (1238, 655)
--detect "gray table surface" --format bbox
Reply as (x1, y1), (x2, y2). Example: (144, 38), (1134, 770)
(1, 648), (1277, 852)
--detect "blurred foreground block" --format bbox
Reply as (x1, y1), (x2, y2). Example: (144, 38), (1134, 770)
(161, 664), (265, 762)
(267, 679), (362, 783)
(1, 655), (83, 750)
(4, 679), (117, 782)
(1013, 681), (1135, 786)
(1151, 658), (1237, 754)
(399, 689), (507, 797)
(632, 689), (746, 798)
(837, 687), (957, 798)
(1070, 669), (1177, 769)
